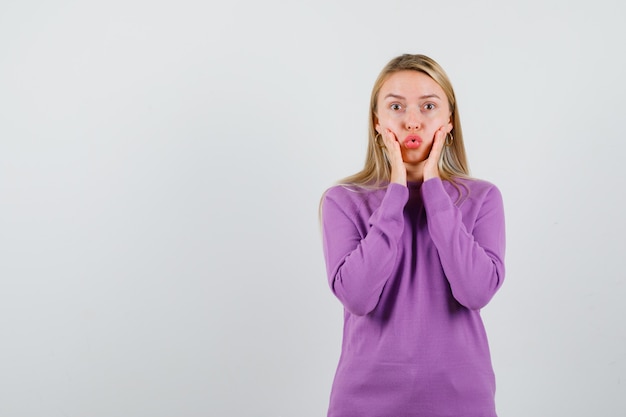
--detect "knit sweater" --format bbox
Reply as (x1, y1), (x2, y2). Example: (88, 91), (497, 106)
(321, 178), (506, 417)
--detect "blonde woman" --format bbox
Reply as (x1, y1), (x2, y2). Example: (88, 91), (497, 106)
(320, 54), (506, 417)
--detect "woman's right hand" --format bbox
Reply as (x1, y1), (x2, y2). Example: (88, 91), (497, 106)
(380, 128), (407, 186)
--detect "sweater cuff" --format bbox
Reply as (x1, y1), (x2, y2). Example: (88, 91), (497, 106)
(422, 178), (453, 213)
(375, 183), (409, 223)
(386, 182), (409, 206)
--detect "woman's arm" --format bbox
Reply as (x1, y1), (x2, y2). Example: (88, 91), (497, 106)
(422, 179), (506, 310)
(321, 184), (408, 316)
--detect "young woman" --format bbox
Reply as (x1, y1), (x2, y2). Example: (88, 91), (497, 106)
(320, 54), (506, 417)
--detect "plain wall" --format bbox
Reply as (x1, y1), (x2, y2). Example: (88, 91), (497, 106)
(1, 0), (624, 416)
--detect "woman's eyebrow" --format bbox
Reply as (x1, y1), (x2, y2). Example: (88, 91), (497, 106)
(383, 93), (441, 100)
(383, 93), (405, 100)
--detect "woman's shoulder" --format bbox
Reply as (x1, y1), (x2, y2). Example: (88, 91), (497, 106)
(455, 177), (500, 193)
(322, 183), (387, 207)
(444, 176), (503, 205)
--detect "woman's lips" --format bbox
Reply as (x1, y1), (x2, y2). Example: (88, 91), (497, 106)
(404, 135), (422, 149)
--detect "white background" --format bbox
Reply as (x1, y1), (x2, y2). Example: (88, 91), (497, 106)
(1, 0), (624, 416)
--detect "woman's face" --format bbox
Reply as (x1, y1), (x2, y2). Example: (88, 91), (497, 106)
(375, 70), (452, 165)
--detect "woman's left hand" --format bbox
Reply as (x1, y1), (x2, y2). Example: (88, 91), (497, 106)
(423, 128), (447, 181)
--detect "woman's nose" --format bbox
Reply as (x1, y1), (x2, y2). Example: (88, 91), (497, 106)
(405, 109), (421, 130)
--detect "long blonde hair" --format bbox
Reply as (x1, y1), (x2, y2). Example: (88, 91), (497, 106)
(340, 54), (470, 188)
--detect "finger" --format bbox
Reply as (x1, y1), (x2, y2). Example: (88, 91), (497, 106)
(430, 129), (446, 160)
(385, 130), (403, 160)
(381, 128), (396, 147)
(379, 129), (397, 154)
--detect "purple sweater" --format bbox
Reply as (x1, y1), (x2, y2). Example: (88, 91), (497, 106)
(321, 178), (505, 417)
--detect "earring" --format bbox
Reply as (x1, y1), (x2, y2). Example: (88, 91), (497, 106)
(375, 133), (385, 148)
(445, 132), (454, 147)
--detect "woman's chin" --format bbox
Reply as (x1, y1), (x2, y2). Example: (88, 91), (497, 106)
(401, 154), (427, 165)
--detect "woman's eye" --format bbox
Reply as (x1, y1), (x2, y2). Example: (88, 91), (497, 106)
(423, 103), (436, 110)
(390, 103), (403, 111)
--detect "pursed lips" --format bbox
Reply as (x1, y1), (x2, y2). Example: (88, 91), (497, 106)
(404, 135), (422, 149)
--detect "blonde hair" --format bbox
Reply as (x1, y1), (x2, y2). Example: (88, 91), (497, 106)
(340, 54), (470, 188)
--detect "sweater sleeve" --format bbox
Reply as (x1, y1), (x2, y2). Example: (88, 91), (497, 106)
(321, 184), (408, 316)
(422, 178), (506, 310)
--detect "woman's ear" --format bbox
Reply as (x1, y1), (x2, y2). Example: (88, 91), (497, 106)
(374, 116), (382, 134)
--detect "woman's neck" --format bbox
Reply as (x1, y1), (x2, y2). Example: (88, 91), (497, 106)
(405, 162), (425, 182)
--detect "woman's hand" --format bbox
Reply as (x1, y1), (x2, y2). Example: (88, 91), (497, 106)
(380, 129), (406, 186)
(423, 128), (447, 181)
